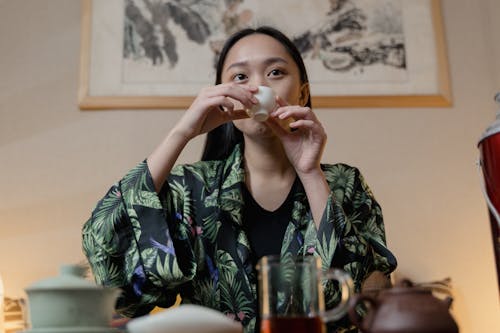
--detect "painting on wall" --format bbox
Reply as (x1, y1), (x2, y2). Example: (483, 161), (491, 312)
(78, 0), (451, 109)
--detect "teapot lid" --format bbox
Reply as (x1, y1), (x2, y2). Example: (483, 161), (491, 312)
(26, 264), (100, 291)
(478, 92), (500, 145)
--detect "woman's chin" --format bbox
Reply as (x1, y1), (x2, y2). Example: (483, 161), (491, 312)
(234, 118), (274, 136)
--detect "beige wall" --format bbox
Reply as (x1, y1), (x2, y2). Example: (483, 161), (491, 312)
(1, 0), (499, 332)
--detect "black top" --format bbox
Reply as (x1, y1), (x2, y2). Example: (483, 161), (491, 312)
(242, 178), (298, 262)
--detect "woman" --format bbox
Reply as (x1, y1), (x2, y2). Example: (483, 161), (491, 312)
(82, 26), (397, 333)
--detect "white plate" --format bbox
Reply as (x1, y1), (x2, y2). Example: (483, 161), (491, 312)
(21, 327), (118, 333)
(127, 305), (242, 333)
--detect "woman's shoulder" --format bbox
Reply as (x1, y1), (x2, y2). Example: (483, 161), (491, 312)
(170, 145), (243, 184)
(321, 163), (376, 202)
(321, 163), (366, 191)
(171, 159), (225, 180)
(321, 162), (362, 182)
(169, 158), (241, 194)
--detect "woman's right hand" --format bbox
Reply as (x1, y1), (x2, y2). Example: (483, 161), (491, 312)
(147, 83), (257, 192)
(173, 83), (259, 140)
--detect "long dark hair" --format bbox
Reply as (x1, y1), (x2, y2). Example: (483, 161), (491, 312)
(201, 26), (311, 161)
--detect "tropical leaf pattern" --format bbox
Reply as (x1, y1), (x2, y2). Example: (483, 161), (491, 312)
(82, 144), (396, 333)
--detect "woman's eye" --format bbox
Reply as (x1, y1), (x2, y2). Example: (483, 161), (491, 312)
(268, 69), (284, 77)
(233, 73), (247, 82)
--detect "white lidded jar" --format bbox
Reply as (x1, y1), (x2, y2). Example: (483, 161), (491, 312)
(24, 264), (120, 332)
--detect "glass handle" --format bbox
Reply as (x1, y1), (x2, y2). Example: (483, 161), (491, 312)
(321, 269), (354, 322)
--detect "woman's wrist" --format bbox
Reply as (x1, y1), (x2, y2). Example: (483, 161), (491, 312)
(170, 123), (198, 143)
(298, 167), (330, 228)
(298, 168), (329, 197)
(147, 128), (191, 192)
(169, 126), (195, 145)
(296, 166), (325, 183)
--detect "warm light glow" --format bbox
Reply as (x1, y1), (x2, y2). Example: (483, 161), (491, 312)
(0, 274), (4, 333)
(0, 276), (27, 333)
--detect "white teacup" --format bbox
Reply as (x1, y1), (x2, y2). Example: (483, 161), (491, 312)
(247, 86), (276, 122)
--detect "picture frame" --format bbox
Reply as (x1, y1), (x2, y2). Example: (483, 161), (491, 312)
(78, 0), (451, 110)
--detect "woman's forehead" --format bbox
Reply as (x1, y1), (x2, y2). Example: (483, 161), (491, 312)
(223, 34), (294, 69)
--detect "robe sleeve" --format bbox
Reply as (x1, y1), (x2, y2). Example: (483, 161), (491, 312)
(304, 164), (397, 305)
(82, 161), (197, 317)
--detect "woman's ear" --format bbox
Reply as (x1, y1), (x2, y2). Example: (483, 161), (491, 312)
(299, 83), (310, 106)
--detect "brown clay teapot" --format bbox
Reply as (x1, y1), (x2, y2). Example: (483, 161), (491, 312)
(347, 280), (459, 333)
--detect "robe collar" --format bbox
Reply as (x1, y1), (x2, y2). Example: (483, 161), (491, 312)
(219, 144), (311, 232)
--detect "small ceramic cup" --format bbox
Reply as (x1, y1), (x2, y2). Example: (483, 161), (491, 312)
(247, 86), (276, 122)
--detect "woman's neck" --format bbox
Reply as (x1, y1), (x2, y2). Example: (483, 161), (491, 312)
(243, 137), (294, 177)
(242, 137), (297, 211)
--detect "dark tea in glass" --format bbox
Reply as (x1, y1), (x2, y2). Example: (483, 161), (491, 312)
(261, 316), (325, 333)
(256, 256), (353, 333)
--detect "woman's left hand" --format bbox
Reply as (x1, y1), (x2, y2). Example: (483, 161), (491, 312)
(267, 96), (327, 175)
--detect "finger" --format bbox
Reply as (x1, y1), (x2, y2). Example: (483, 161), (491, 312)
(228, 109), (250, 120)
(266, 116), (297, 136)
(288, 119), (318, 131)
(274, 106), (313, 121)
(211, 96), (235, 113)
(203, 83), (254, 96)
(213, 97), (251, 121)
(208, 84), (258, 107)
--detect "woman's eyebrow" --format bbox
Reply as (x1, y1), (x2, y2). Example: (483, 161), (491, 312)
(263, 57), (289, 66)
(226, 57), (289, 71)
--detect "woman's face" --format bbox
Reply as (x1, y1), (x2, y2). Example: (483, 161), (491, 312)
(221, 33), (307, 137)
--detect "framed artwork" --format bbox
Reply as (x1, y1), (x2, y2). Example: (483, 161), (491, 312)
(78, 0), (451, 109)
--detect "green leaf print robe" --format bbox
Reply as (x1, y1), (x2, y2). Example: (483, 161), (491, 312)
(82, 144), (396, 333)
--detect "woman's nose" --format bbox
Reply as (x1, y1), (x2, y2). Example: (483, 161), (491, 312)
(249, 76), (267, 88)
